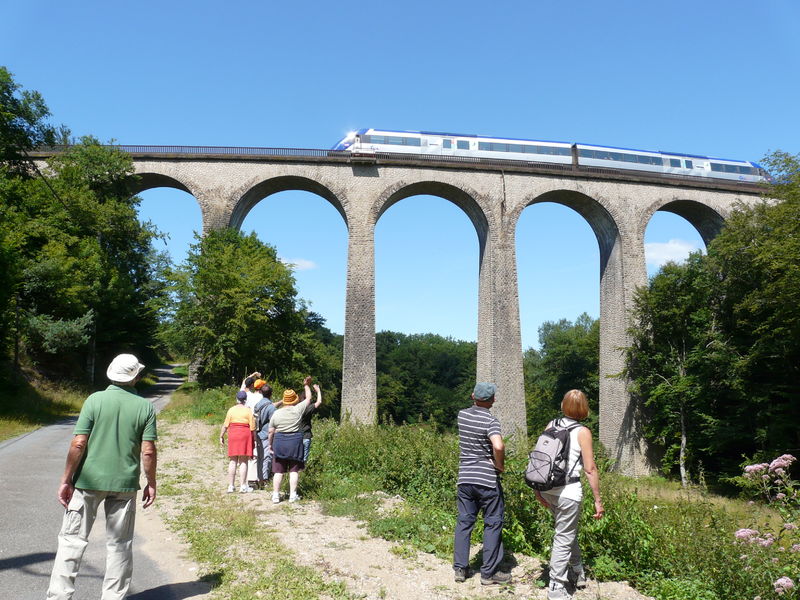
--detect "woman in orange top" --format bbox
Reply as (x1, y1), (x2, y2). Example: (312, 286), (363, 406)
(220, 390), (256, 493)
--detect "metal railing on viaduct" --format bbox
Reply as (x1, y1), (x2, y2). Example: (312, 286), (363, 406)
(30, 145), (766, 475)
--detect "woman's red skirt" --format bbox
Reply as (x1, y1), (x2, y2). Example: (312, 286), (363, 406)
(227, 422), (253, 457)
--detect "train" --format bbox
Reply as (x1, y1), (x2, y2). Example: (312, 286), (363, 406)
(331, 128), (768, 183)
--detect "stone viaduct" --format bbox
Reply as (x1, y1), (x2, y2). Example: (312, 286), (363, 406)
(36, 147), (764, 475)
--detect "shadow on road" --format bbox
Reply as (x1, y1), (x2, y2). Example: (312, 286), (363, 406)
(0, 552), (55, 572)
(129, 579), (215, 599)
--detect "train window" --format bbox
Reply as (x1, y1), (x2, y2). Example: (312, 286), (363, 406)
(609, 152), (623, 161)
(457, 140), (470, 150)
(509, 144), (524, 153)
(594, 151), (610, 160)
(443, 139), (452, 149)
(557, 147), (571, 156)
(669, 159), (681, 168)
(711, 163), (724, 172)
(685, 160), (693, 169)
(579, 149), (593, 158)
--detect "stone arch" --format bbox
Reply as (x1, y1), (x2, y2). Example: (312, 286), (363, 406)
(643, 198), (726, 246)
(511, 189), (620, 271)
(229, 175), (348, 231)
(128, 172), (197, 197)
(371, 180), (491, 251)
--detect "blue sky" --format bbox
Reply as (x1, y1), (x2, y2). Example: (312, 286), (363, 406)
(3, 1), (798, 349)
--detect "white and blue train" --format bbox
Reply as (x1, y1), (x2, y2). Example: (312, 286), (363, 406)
(331, 128), (768, 183)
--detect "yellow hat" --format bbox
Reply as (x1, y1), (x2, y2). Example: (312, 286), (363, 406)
(282, 389), (299, 405)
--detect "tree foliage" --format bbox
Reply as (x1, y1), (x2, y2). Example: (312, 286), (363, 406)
(1, 67), (166, 379)
(523, 313), (600, 435)
(376, 331), (476, 428)
(166, 228), (342, 403)
(625, 151), (800, 481)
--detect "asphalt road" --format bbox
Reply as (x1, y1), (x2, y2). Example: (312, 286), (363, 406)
(0, 365), (209, 599)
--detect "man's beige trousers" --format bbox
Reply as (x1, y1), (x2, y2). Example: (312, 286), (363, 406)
(46, 489), (137, 600)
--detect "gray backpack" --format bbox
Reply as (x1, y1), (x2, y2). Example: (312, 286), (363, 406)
(524, 419), (582, 491)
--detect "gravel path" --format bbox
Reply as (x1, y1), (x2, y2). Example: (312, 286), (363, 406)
(158, 419), (654, 600)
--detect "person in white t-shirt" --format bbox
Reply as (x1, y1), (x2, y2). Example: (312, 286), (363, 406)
(534, 390), (604, 600)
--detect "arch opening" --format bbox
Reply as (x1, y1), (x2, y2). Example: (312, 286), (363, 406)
(232, 175), (347, 231)
(374, 192), (480, 426)
(644, 202), (716, 277)
(135, 187), (203, 267)
(515, 195), (605, 433)
(239, 189), (348, 337)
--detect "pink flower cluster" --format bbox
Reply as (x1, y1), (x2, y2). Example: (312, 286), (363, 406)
(774, 576), (794, 595)
(770, 455), (797, 473)
(734, 529), (777, 547)
(744, 463), (770, 477)
(735, 528), (761, 541)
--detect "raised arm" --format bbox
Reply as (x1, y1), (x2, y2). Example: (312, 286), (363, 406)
(312, 383), (322, 409)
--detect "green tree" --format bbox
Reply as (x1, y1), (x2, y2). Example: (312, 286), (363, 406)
(624, 256), (729, 485)
(168, 228), (307, 387)
(624, 151), (800, 481)
(524, 313), (599, 435)
(0, 66), (57, 171)
(375, 331), (476, 428)
(0, 67), (58, 352)
(2, 134), (166, 377)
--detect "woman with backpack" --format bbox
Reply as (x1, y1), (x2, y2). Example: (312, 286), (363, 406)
(534, 389), (604, 600)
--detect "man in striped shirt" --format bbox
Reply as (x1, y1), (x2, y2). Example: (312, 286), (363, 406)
(453, 382), (511, 585)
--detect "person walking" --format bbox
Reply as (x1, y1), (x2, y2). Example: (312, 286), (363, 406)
(452, 382), (511, 586)
(220, 390), (256, 493)
(46, 354), (157, 600)
(534, 389), (604, 600)
(268, 377), (319, 503)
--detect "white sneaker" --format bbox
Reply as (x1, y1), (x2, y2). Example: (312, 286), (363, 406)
(272, 492), (281, 504)
(289, 493), (300, 503)
(240, 484), (254, 493)
(226, 485), (235, 493)
(547, 582), (572, 600)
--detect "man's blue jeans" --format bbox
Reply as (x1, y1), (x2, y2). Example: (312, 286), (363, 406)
(453, 482), (504, 577)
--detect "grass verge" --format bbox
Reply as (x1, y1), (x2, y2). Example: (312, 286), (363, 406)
(166, 486), (356, 599)
(0, 370), (87, 441)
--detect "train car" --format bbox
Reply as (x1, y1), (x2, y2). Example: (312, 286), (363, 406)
(332, 128), (573, 166)
(576, 142), (766, 183)
(331, 129), (768, 183)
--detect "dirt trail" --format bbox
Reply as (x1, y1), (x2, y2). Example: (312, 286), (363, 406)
(156, 420), (653, 600)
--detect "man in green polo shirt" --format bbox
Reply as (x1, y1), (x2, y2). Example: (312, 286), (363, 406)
(47, 354), (157, 600)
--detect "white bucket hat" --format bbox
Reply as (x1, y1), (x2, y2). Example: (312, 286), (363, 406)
(106, 354), (145, 383)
